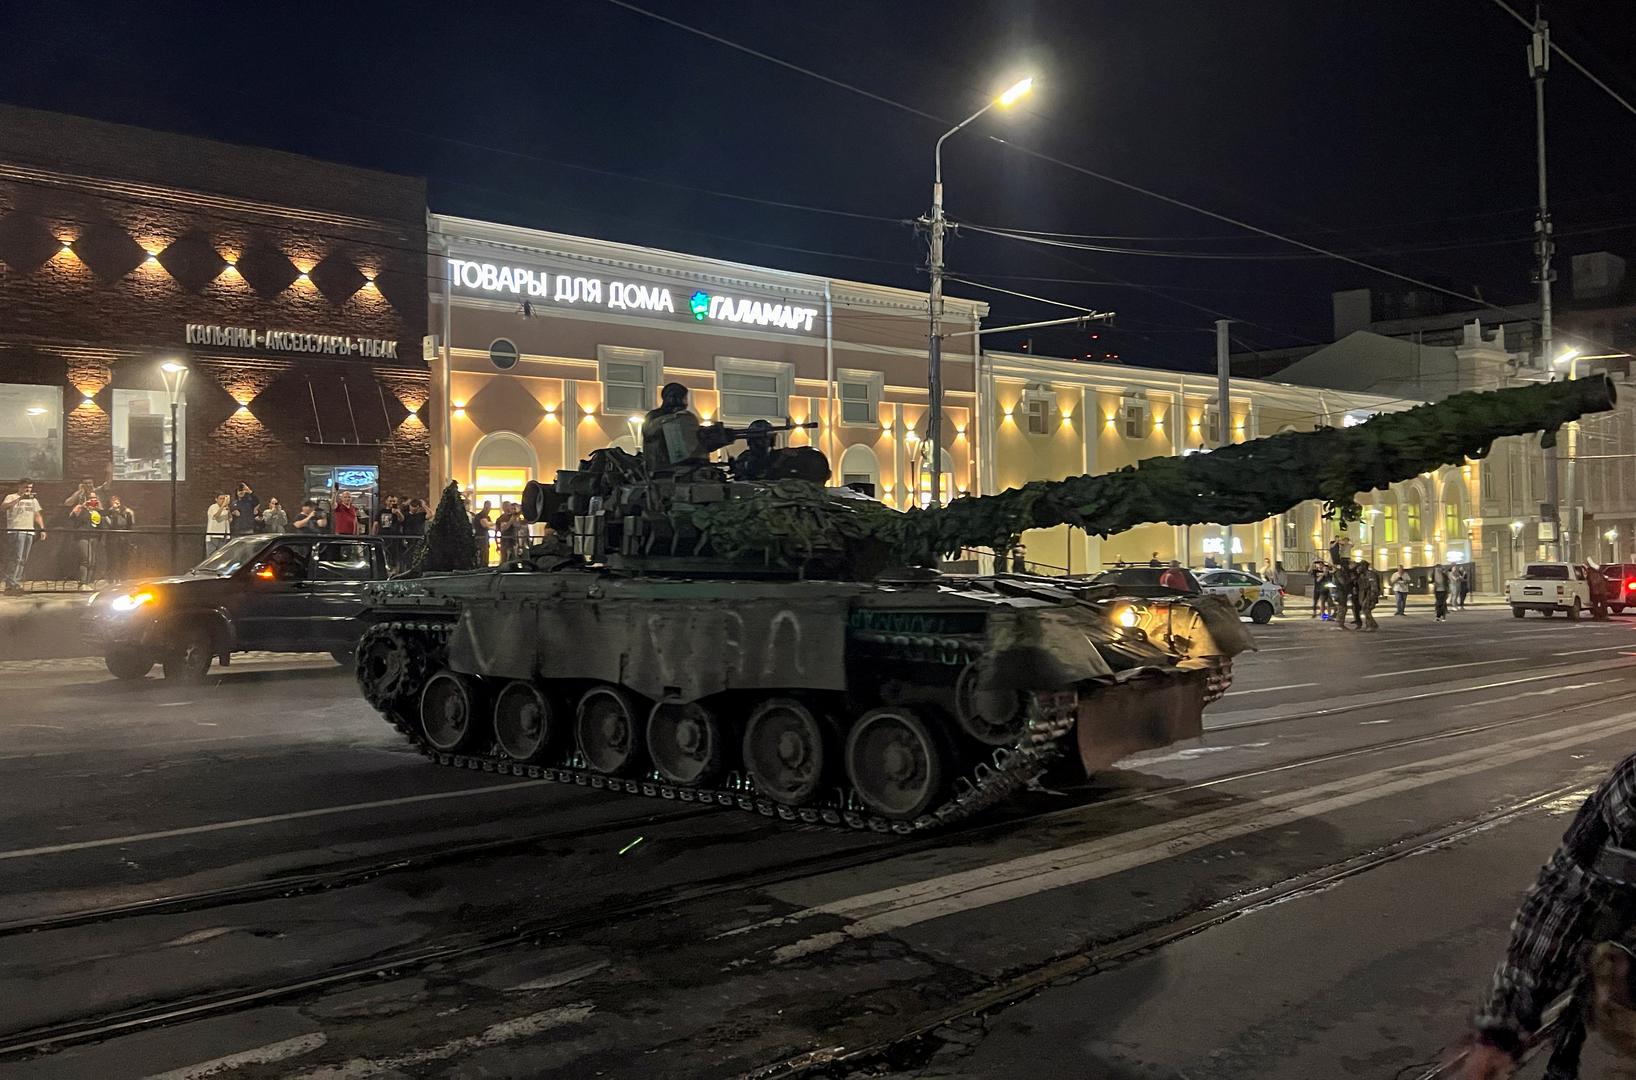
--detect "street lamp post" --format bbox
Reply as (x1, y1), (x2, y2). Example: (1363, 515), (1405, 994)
(923, 75), (1032, 510)
(160, 360), (188, 571)
(1552, 348), (1580, 561)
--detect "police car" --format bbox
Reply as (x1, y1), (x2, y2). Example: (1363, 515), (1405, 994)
(1195, 569), (1285, 624)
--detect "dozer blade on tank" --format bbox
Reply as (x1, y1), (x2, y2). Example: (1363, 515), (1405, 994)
(354, 376), (1615, 832)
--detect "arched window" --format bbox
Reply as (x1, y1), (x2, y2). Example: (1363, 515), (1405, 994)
(1441, 479), (1465, 542)
(838, 443), (880, 497)
(470, 431), (537, 509)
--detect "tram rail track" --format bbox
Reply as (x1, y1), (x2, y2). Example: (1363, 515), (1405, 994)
(740, 778), (1596, 1080)
(5, 681), (1634, 952)
(5, 687), (1634, 1060)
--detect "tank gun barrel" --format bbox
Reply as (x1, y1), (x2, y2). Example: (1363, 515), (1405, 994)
(920, 375), (1617, 555)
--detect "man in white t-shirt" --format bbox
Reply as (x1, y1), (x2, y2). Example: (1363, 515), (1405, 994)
(204, 494), (231, 556)
(2, 478), (46, 594)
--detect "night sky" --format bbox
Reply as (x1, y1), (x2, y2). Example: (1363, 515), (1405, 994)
(4, 0), (1635, 370)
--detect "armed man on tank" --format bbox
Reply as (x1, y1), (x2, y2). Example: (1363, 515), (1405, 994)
(642, 382), (819, 477)
(730, 419), (776, 481)
(642, 382), (710, 472)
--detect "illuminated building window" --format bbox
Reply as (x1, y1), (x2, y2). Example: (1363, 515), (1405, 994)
(1405, 502), (1422, 542)
(596, 345), (662, 416)
(1, 384), (64, 479)
(112, 389), (184, 481)
(1382, 504), (1398, 544)
(1201, 406), (1221, 447)
(714, 356), (792, 424)
(1443, 503), (1462, 542)
(469, 431), (537, 509)
(1022, 384), (1055, 436)
(837, 369), (883, 426)
(1121, 391), (1150, 439)
(473, 467), (528, 510)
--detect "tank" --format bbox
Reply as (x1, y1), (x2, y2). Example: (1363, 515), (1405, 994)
(354, 376), (1616, 832)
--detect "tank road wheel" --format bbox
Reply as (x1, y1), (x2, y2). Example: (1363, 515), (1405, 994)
(420, 671), (487, 754)
(742, 698), (828, 806)
(576, 685), (646, 776)
(494, 681), (557, 764)
(845, 707), (948, 822)
(954, 663), (1029, 747)
(647, 701), (727, 787)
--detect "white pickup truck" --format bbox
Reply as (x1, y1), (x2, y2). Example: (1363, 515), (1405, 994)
(1506, 561), (1610, 619)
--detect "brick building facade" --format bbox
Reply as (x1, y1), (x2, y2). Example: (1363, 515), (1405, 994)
(0, 104), (428, 548)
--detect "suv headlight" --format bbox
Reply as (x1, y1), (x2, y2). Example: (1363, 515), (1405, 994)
(110, 591), (155, 613)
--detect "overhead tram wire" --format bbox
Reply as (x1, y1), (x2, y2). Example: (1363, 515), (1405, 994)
(601, 0), (1635, 362)
(1488, 0), (1636, 121)
(955, 220), (1636, 261)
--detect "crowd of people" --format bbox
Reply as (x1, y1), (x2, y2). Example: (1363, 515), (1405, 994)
(1309, 556), (1471, 621)
(3, 476), (142, 593)
(201, 482), (429, 559)
(2, 474), (437, 592)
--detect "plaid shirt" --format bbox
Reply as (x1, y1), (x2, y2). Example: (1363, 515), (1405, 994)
(1477, 752), (1636, 1069)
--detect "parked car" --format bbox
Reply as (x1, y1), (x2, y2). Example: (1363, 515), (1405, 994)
(1196, 568), (1286, 624)
(1505, 561), (1610, 619)
(86, 534), (392, 681)
(1599, 562), (1636, 614)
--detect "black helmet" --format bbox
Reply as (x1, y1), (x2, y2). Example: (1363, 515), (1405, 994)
(660, 382), (689, 408)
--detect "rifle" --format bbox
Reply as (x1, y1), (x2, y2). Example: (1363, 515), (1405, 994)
(698, 420), (818, 452)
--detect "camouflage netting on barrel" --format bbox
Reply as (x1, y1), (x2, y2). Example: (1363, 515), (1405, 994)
(688, 377), (1617, 573)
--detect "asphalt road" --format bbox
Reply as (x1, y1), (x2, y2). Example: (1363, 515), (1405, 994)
(2, 605), (1634, 1078)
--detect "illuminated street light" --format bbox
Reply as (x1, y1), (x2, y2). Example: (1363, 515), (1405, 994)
(923, 72), (1036, 509)
(159, 360), (189, 571)
(995, 77), (1034, 108)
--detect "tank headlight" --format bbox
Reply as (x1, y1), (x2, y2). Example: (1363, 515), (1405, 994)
(1115, 605), (1140, 628)
(110, 591), (155, 612)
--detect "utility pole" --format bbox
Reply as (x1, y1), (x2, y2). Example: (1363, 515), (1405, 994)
(1531, 9), (1562, 559)
(926, 181), (947, 509)
(1216, 319), (1232, 565)
(922, 77), (1034, 511)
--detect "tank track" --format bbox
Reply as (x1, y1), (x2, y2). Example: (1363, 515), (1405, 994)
(358, 619), (1228, 835)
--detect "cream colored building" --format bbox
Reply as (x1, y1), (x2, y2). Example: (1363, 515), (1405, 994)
(981, 350), (1494, 585)
(425, 216), (986, 512)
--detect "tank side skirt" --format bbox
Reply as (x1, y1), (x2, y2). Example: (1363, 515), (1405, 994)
(359, 620), (1230, 835)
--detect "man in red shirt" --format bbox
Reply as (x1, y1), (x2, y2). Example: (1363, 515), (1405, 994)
(1159, 560), (1191, 593)
(330, 492), (359, 535)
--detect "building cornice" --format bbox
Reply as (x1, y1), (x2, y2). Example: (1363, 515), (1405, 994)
(984, 351), (1412, 413)
(429, 213), (987, 320)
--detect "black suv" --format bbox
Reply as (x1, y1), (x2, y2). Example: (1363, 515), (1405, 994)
(87, 534), (391, 681)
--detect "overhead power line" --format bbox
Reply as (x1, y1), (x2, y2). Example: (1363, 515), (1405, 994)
(1488, 0), (1636, 121)
(601, 0), (1634, 360)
